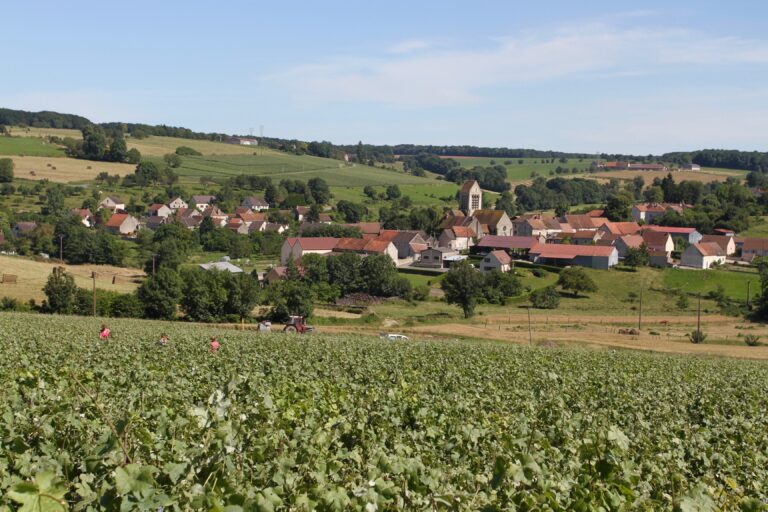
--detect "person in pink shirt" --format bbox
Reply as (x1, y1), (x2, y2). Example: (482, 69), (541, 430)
(210, 336), (220, 353)
(99, 324), (110, 340)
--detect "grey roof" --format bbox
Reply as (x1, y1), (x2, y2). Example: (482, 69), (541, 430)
(199, 261), (244, 273)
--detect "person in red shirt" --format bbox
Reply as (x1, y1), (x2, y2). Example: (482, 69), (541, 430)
(210, 336), (220, 353)
(99, 324), (110, 340)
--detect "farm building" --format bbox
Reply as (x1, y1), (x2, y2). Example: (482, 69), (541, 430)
(191, 195), (216, 211)
(199, 261), (244, 273)
(630, 203), (691, 223)
(680, 163), (701, 171)
(281, 237), (339, 265)
(241, 196), (269, 211)
(12, 221), (37, 237)
(552, 230), (603, 246)
(528, 243), (618, 270)
(741, 238), (768, 261)
(649, 250), (672, 268)
(480, 250), (511, 272)
(642, 231), (675, 254)
(700, 235), (736, 256)
(614, 234), (644, 258)
(70, 208), (94, 228)
(417, 247), (461, 269)
(680, 242), (726, 269)
(474, 235), (543, 256)
(514, 215), (571, 238)
(599, 221), (641, 236)
(332, 238), (398, 264)
(147, 204), (172, 218)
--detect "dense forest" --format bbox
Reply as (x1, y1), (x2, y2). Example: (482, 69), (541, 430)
(663, 149), (768, 172)
(0, 108), (91, 129)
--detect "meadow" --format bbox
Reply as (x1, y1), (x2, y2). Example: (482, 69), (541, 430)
(175, 153), (434, 187)
(444, 156), (594, 183)
(0, 255), (142, 302)
(0, 136), (66, 157)
(2, 312), (767, 510)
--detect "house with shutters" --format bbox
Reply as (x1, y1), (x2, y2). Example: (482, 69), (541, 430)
(680, 242), (726, 269)
(480, 250), (511, 272)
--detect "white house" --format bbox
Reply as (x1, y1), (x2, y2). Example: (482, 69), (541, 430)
(700, 235), (736, 256)
(147, 204), (173, 218)
(480, 250), (511, 272)
(99, 196), (125, 212)
(168, 197), (188, 211)
(438, 226), (476, 251)
(241, 196), (269, 211)
(680, 242), (726, 269)
(105, 213), (140, 236)
(192, 195), (216, 212)
(70, 208), (95, 228)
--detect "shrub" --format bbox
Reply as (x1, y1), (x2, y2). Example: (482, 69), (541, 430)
(676, 294), (689, 310)
(532, 268), (546, 278)
(687, 330), (707, 344)
(411, 285), (430, 302)
(530, 286), (560, 309)
(744, 334), (760, 347)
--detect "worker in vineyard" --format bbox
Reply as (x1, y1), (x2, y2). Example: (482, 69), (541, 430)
(210, 336), (220, 353)
(99, 324), (110, 340)
(159, 333), (169, 346)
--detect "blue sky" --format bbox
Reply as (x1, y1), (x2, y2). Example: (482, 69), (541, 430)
(3, 1), (768, 154)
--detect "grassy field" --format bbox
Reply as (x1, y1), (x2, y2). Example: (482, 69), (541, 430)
(0, 255), (143, 302)
(0, 136), (66, 157)
(176, 153), (434, 187)
(5, 126), (82, 139)
(739, 216), (768, 237)
(662, 266), (758, 301)
(6, 155), (135, 182)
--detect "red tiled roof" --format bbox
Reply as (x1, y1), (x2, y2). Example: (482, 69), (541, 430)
(296, 237), (339, 250)
(451, 226), (476, 238)
(618, 234), (644, 249)
(71, 208), (92, 218)
(344, 222), (381, 235)
(700, 235), (732, 252)
(601, 221), (641, 235)
(645, 225), (698, 234)
(477, 235), (539, 250)
(364, 239), (391, 253)
(472, 210), (507, 225)
(742, 238), (768, 252)
(106, 213), (129, 228)
(693, 242), (725, 257)
(335, 238), (368, 251)
(529, 243), (616, 258)
(585, 209), (605, 217)
(488, 250), (511, 264)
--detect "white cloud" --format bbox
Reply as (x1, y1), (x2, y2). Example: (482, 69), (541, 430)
(277, 22), (768, 108)
(388, 39), (433, 54)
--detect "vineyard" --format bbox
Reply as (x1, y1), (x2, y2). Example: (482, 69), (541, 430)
(1, 313), (767, 510)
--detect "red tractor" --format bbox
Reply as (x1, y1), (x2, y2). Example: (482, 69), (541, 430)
(283, 316), (314, 334)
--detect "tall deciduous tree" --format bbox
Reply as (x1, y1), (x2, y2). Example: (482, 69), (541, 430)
(0, 158), (13, 182)
(137, 267), (183, 319)
(43, 267), (78, 314)
(441, 260), (485, 318)
(556, 267), (598, 297)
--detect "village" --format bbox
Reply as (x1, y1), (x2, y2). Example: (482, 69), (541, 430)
(7, 178), (760, 282)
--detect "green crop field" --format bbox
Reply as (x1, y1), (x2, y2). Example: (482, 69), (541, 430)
(176, 153), (435, 187)
(0, 136), (66, 157)
(2, 312), (767, 510)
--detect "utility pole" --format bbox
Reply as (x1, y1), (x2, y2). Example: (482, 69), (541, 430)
(697, 293), (702, 333)
(91, 272), (97, 316)
(58, 234), (64, 261)
(527, 306), (533, 346)
(747, 281), (752, 310)
(638, 287), (643, 331)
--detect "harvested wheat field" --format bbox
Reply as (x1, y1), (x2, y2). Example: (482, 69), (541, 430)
(0, 255), (144, 302)
(598, 169), (742, 184)
(127, 136), (259, 157)
(9, 155), (135, 182)
(321, 312), (768, 360)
